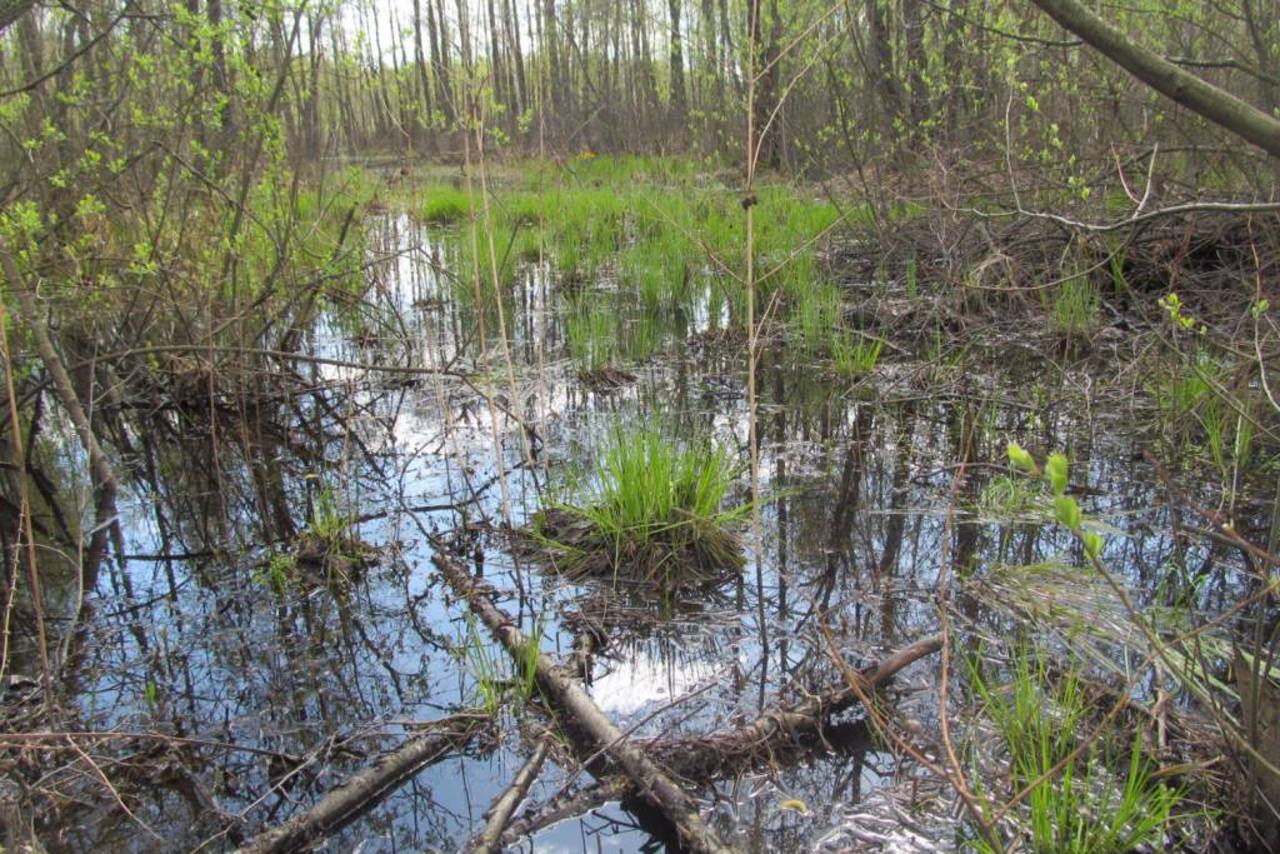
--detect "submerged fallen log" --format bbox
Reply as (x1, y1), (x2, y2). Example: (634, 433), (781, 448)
(495, 634), (943, 848)
(234, 710), (491, 854)
(498, 777), (634, 847)
(434, 551), (737, 854)
(653, 633), (943, 778)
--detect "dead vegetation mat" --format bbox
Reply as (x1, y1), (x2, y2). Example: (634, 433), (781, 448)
(520, 506), (744, 592)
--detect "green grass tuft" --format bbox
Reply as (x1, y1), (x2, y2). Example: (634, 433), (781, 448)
(969, 646), (1183, 853)
(420, 185), (473, 224)
(831, 333), (883, 376)
(1050, 272), (1100, 339)
(531, 427), (747, 591)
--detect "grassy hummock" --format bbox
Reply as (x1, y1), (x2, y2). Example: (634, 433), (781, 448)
(530, 428), (747, 591)
(419, 184), (473, 224)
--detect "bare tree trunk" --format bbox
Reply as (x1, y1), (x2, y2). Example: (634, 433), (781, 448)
(455, 0), (474, 75)
(1243, 0), (1279, 119)
(942, 0), (969, 138)
(235, 711), (491, 854)
(668, 0), (688, 124)
(207, 0), (232, 147)
(701, 0), (720, 112)
(428, 0), (457, 125)
(485, 0), (507, 112)
(636, 0), (658, 114)
(389, 6), (417, 143)
(864, 0), (904, 143)
(303, 12), (325, 157)
(412, 0), (434, 133)
(467, 738), (552, 854)
(902, 0), (928, 131)
(330, 27), (361, 148)
(751, 0), (783, 168)
(543, 0), (563, 112)
(0, 0), (36, 34)
(628, 0), (648, 125)
(504, 0), (528, 116)
(719, 0), (738, 96)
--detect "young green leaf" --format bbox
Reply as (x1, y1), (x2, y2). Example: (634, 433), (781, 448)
(1054, 495), (1081, 531)
(1045, 453), (1069, 496)
(1083, 531), (1103, 560)
(1007, 441), (1037, 474)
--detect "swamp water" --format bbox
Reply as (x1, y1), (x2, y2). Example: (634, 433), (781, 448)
(10, 205), (1270, 853)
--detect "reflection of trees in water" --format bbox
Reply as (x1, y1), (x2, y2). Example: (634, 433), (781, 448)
(3, 247), (1253, 853)
(1, 353), (479, 846)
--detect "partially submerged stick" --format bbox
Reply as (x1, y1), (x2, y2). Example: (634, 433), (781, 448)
(498, 777), (633, 848)
(434, 551), (737, 854)
(651, 632), (943, 778)
(495, 634), (944, 848)
(234, 711), (490, 854)
(467, 737), (552, 854)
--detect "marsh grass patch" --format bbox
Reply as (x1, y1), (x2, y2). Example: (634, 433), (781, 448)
(525, 427), (748, 593)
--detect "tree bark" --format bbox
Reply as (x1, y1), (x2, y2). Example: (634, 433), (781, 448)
(864, 0), (904, 142)
(902, 0), (928, 129)
(485, 0), (507, 111)
(650, 633), (943, 778)
(467, 737), (551, 854)
(412, 0), (434, 131)
(428, 0), (456, 125)
(543, 0), (564, 112)
(1026, 0), (1280, 159)
(1243, 0), (1279, 120)
(498, 633), (944, 848)
(942, 0), (969, 137)
(504, 0), (528, 116)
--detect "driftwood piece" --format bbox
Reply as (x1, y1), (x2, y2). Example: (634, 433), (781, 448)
(434, 552), (737, 854)
(467, 737), (552, 854)
(234, 711), (490, 854)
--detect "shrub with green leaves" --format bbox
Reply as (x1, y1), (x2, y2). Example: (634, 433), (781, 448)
(1007, 443), (1103, 560)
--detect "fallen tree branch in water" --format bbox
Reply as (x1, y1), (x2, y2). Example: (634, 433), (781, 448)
(433, 551), (737, 854)
(650, 632), (943, 778)
(498, 777), (633, 847)
(233, 710), (492, 854)
(467, 736), (552, 854)
(496, 634), (944, 848)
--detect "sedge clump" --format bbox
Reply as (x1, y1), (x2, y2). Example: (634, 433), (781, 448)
(531, 427), (747, 592)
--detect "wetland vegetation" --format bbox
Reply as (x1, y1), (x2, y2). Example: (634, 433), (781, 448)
(1, 0), (1280, 851)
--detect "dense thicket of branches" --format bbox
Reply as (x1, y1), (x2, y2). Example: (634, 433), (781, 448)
(2, 0), (1277, 188)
